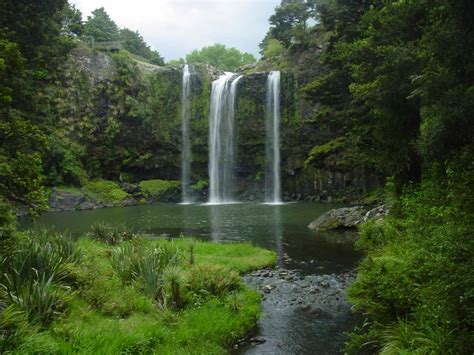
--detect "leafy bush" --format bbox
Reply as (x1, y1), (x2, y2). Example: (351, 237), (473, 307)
(84, 180), (129, 204)
(111, 241), (184, 303)
(139, 179), (180, 198)
(2, 272), (67, 326)
(0, 199), (16, 261)
(162, 265), (187, 309)
(0, 305), (32, 352)
(8, 230), (81, 285)
(189, 180), (208, 191)
(90, 222), (138, 245)
(188, 264), (241, 299)
(347, 182), (474, 354)
(0, 231), (79, 328)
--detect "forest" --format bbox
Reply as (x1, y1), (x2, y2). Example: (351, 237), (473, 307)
(0, 0), (473, 353)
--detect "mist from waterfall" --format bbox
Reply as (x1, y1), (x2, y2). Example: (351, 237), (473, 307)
(208, 73), (242, 204)
(181, 64), (192, 203)
(265, 70), (282, 204)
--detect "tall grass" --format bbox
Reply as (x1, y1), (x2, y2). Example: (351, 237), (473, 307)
(110, 241), (184, 304)
(162, 265), (187, 309)
(188, 264), (241, 298)
(2, 271), (66, 325)
(8, 230), (81, 285)
(90, 222), (138, 245)
(2, 235), (276, 353)
(0, 230), (80, 326)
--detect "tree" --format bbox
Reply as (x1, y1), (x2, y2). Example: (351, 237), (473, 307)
(268, 1), (311, 46)
(185, 44), (256, 71)
(83, 7), (119, 42)
(61, 3), (83, 37)
(0, 0), (75, 224)
(263, 38), (285, 59)
(0, 38), (48, 214)
(119, 28), (164, 65)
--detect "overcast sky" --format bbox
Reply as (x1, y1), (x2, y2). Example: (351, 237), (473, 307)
(70, 0), (281, 61)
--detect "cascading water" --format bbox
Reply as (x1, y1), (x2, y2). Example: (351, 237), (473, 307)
(265, 70), (282, 204)
(208, 73), (242, 204)
(181, 64), (192, 203)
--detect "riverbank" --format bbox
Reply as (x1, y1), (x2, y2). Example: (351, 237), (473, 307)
(0, 232), (276, 353)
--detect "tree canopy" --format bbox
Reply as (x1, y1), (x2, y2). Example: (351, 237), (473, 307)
(183, 44), (256, 71)
(119, 28), (164, 65)
(83, 7), (119, 42)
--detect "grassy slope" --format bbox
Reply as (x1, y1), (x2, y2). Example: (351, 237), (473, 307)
(17, 238), (275, 354)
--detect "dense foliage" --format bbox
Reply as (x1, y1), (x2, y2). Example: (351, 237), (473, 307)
(0, 0), (77, 259)
(259, 0), (473, 352)
(83, 7), (164, 65)
(171, 43), (256, 71)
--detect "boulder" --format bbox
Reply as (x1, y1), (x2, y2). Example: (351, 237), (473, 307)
(363, 204), (389, 222)
(308, 206), (367, 231)
(48, 190), (84, 211)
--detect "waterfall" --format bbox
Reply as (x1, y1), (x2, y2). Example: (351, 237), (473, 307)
(265, 71), (282, 204)
(181, 64), (192, 203)
(208, 73), (242, 204)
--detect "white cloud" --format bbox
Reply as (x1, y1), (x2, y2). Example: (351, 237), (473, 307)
(71, 0), (280, 61)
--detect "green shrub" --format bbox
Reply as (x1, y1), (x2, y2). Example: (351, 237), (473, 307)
(2, 271), (68, 326)
(189, 180), (208, 191)
(162, 265), (187, 309)
(188, 264), (241, 299)
(139, 179), (180, 198)
(84, 180), (129, 204)
(0, 199), (16, 262)
(55, 185), (83, 194)
(110, 242), (140, 283)
(347, 182), (474, 354)
(0, 305), (33, 352)
(355, 218), (401, 252)
(110, 241), (184, 303)
(8, 230), (81, 285)
(90, 222), (138, 245)
(0, 231), (79, 327)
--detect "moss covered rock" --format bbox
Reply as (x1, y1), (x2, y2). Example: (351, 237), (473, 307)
(139, 179), (180, 202)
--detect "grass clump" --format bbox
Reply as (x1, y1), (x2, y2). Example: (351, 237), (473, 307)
(188, 264), (240, 298)
(83, 179), (129, 204)
(139, 179), (180, 199)
(2, 232), (276, 353)
(0, 229), (81, 344)
(90, 222), (139, 245)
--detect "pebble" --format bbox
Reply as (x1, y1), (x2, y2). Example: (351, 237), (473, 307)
(250, 336), (266, 345)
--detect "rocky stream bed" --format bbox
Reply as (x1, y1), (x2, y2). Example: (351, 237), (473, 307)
(235, 263), (358, 354)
